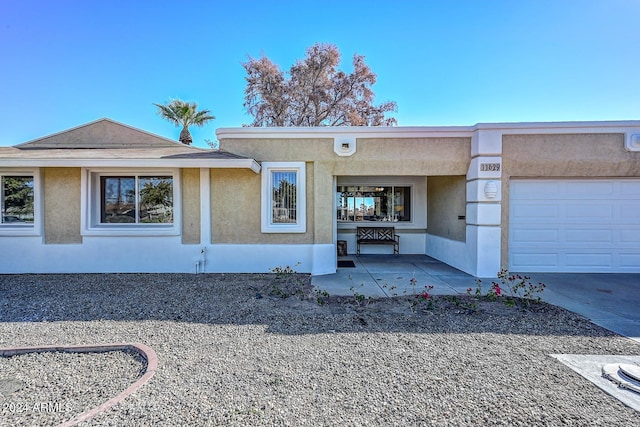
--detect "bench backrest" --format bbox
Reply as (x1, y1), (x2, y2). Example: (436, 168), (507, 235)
(357, 226), (395, 241)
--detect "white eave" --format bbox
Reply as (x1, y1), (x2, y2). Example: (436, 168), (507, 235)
(0, 157), (261, 173)
(216, 120), (640, 139)
(216, 125), (475, 139)
(476, 120), (640, 135)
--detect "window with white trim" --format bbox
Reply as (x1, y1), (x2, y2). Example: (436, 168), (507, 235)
(85, 170), (179, 234)
(100, 176), (173, 224)
(337, 185), (411, 222)
(261, 162), (306, 233)
(1, 174), (34, 225)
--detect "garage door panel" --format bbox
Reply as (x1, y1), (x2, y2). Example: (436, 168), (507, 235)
(565, 253), (612, 268)
(620, 203), (640, 223)
(621, 254), (640, 268)
(510, 252), (559, 268)
(566, 181), (614, 195)
(620, 230), (640, 243)
(511, 203), (559, 220)
(511, 229), (559, 243)
(511, 182), (560, 199)
(509, 179), (640, 273)
(621, 181), (640, 195)
(565, 229), (612, 243)
(566, 203), (613, 220)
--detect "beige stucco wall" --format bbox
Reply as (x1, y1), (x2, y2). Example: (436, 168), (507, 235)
(427, 175), (466, 241)
(220, 137), (471, 176)
(210, 167), (315, 244)
(501, 133), (640, 266)
(181, 168), (200, 244)
(43, 168), (81, 244)
(219, 137), (471, 243)
(219, 136), (472, 245)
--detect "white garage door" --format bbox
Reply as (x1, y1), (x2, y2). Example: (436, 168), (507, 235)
(509, 179), (640, 272)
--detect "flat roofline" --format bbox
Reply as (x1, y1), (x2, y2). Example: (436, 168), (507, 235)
(216, 120), (640, 139)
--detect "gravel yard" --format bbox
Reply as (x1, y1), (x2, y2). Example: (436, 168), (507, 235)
(1, 273), (639, 426)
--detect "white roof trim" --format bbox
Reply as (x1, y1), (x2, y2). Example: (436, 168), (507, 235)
(216, 126), (475, 139)
(216, 120), (640, 139)
(0, 158), (261, 173)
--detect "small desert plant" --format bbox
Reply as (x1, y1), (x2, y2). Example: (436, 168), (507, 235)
(269, 262), (301, 277)
(269, 262), (309, 298)
(405, 274), (437, 312)
(485, 281), (502, 301)
(381, 282), (398, 297)
(415, 285), (435, 310)
(349, 280), (374, 307)
(469, 270), (546, 308)
(270, 284), (291, 299)
(314, 289), (330, 306)
(495, 269), (546, 306)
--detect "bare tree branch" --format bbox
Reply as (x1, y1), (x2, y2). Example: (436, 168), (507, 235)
(242, 43), (397, 127)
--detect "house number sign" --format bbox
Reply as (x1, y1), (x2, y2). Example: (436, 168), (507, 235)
(480, 163), (501, 172)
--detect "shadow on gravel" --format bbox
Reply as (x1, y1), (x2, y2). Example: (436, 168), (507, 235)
(0, 273), (618, 338)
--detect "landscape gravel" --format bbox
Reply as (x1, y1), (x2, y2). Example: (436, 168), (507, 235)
(1, 273), (639, 426)
(0, 349), (145, 426)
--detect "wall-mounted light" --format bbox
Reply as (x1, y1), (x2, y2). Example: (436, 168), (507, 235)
(484, 181), (498, 199)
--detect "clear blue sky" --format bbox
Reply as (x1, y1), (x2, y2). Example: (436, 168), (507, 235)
(1, 0), (639, 147)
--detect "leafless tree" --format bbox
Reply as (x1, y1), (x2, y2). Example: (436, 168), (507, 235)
(243, 43), (397, 127)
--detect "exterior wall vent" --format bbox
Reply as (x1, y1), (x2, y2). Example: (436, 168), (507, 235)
(334, 136), (356, 156)
(626, 133), (640, 151)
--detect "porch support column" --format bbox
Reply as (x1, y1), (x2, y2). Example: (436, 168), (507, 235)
(200, 168), (211, 245)
(466, 130), (502, 277)
(312, 162), (337, 275)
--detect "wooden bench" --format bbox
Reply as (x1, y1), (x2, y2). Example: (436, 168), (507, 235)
(356, 226), (400, 255)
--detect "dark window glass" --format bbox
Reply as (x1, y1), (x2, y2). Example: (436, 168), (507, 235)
(1, 176), (34, 224)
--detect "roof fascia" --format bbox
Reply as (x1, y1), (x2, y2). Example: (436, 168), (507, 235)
(216, 126), (475, 139)
(216, 120), (640, 139)
(475, 120), (640, 135)
(0, 158), (261, 173)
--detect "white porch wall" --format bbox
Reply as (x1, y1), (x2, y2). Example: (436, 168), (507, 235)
(208, 243), (335, 275)
(337, 231), (426, 255)
(0, 237), (334, 275)
(425, 234), (469, 273)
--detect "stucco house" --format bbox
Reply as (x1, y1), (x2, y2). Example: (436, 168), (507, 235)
(1, 118), (639, 276)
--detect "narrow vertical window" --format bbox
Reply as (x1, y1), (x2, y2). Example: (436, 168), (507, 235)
(1, 176), (34, 224)
(261, 162), (306, 233)
(271, 171), (297, 224)
(139, 176), (173, 224)
(101, 177), (136, 223)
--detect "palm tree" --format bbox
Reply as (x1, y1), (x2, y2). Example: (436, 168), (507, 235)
(154, 99), (215, 145)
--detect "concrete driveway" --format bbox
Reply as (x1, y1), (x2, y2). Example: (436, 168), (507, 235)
(525, 272), (640, 343)
(312, 255), (640, 342)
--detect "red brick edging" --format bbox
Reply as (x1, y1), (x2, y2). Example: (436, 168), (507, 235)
(0, 343), (158, 427)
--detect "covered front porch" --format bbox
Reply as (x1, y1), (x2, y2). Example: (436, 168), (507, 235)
(312, 254), (477, 297)
(333, 173), (500, 278)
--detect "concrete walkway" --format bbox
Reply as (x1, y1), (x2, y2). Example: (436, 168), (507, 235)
(312, 255), (640, 343)
(312, 255), (477, 298)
